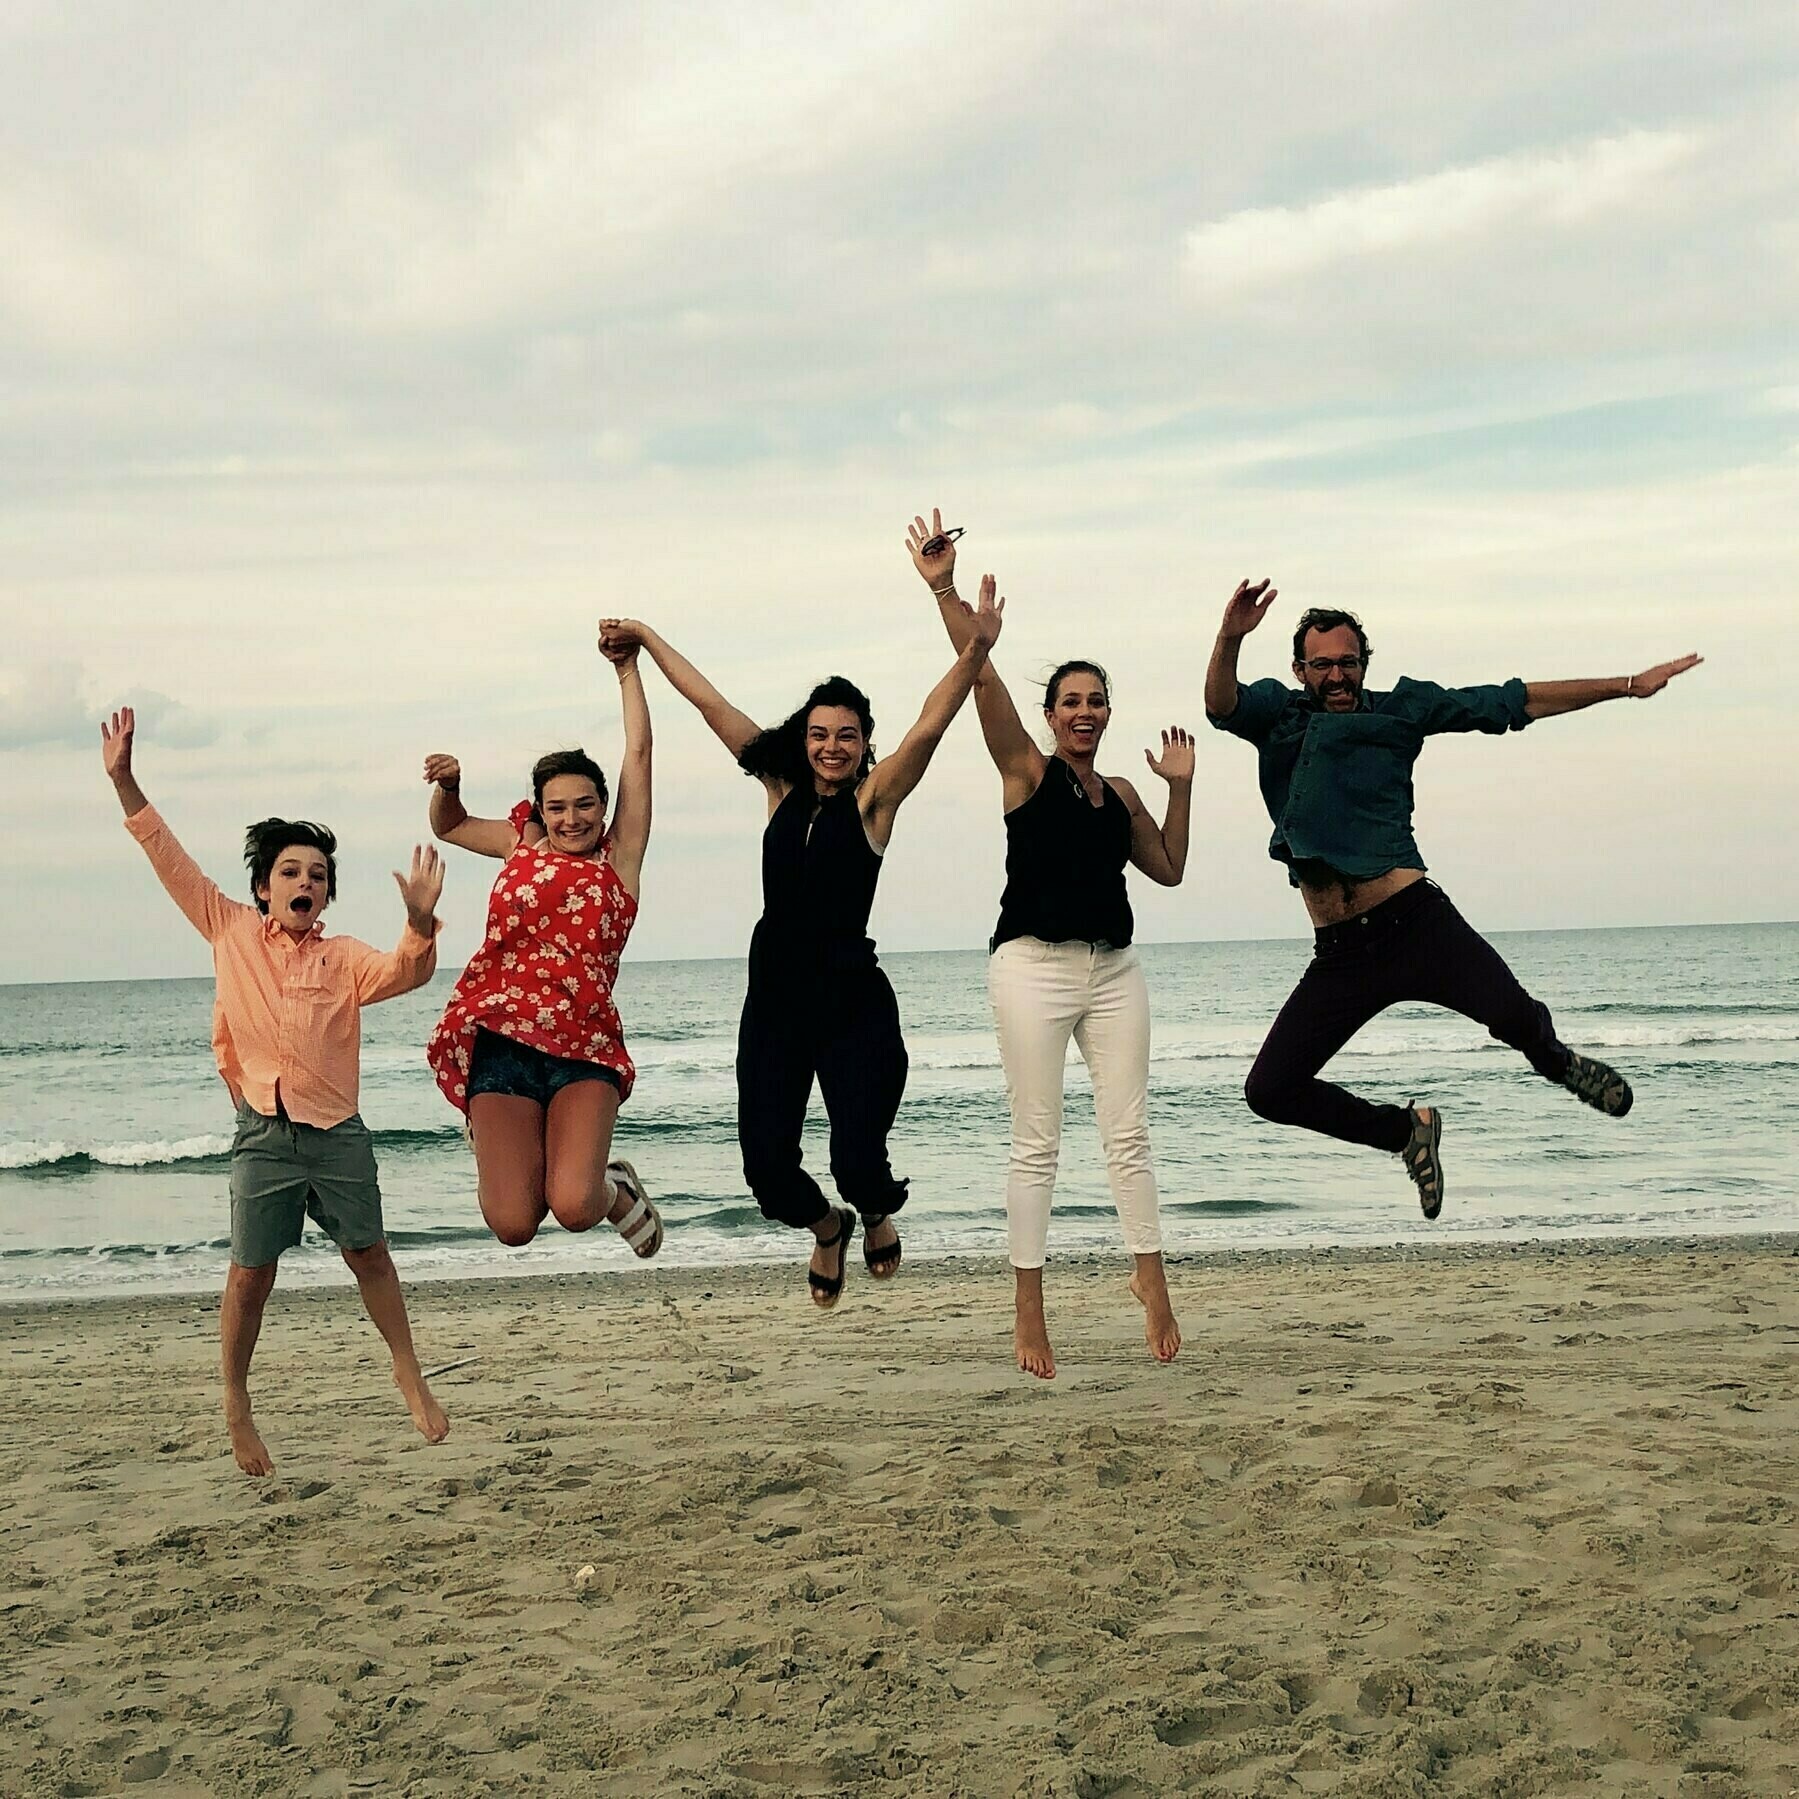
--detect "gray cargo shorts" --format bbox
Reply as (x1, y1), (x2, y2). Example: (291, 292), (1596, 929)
(228, 1102), (385, 1269)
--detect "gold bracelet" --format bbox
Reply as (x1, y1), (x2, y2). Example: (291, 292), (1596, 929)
(932, 582), (957, 596)
(1625, 673), (1635, 695)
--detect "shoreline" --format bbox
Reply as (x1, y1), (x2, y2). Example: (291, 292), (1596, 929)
(4, 1227), (1796, 1317)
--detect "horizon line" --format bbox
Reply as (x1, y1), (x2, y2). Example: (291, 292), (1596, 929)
(3, 916), (1794, 993)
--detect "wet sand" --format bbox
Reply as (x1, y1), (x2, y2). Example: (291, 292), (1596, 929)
(2, 1238), (1795, 1796)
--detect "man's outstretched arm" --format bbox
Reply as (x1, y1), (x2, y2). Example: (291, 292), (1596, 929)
(1524, 654), (1702, 720)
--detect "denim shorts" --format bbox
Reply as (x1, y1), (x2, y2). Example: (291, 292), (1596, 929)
(466, 1027), (621, 1108)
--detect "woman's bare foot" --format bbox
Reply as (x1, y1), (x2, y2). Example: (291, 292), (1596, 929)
(224, 1396), (274, 1477)
(396, 1367), (450, 1444)
(1130, 1255), (1182, 1364)
(1013, 1268), (1056, 1380)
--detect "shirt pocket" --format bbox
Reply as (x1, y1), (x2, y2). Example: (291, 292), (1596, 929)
(287, 952), (355, 1037)
(1320, 714), (1419, 788)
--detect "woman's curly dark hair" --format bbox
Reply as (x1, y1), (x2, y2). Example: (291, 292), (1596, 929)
(738, 676), (875, 787)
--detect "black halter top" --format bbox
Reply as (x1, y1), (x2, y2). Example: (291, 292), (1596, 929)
(991, 759), (1133, 951)
(749, 784), (883, 985)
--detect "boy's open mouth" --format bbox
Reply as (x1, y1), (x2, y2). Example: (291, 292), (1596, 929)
(290, 896), (314, 914)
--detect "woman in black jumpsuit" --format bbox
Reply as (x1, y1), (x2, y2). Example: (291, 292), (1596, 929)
(599, 596), (1003, 1305)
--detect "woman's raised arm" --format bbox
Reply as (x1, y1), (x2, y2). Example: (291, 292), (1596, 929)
(862, 580), (1004, 846)
(906, 511), (1043, 803)
(599, 619), (761, 763)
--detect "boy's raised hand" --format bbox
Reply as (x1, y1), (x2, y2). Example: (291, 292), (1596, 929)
(394, 844), (445, 933)
(101, 706), (151, 817)
(100, 707), (136, 782)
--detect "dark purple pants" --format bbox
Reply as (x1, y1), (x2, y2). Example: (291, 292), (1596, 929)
(1244, 881), (1570, 1153)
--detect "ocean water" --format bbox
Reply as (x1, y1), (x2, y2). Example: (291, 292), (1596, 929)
(1, 923), (1794, 1299)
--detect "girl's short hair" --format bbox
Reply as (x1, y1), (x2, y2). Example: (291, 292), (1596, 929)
(529, 749), (609, 826)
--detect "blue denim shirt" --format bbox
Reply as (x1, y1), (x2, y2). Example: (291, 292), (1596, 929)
(1209, 676), (1531, 883)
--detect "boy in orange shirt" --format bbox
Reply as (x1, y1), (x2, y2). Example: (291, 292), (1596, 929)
(102, 706), (450, 1476)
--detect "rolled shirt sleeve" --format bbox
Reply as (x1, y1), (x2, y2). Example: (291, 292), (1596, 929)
(123, 804), (247, 943)
(1393, 675), (1531, 736)
(1208, 677), (1294, 744)
(348, 919), (441, 1006)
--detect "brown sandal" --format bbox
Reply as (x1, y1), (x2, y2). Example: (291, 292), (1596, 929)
(1401, 1106), (1444, 1220)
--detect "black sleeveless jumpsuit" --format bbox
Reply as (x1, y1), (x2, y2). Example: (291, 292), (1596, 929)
(736, 784), (910, 1228)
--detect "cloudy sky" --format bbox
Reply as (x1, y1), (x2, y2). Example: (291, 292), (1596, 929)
(5, 0), (1795, 985)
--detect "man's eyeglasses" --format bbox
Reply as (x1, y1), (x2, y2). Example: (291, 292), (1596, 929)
(919, 526), (964, 557)
(1303, 655), (1363, 675)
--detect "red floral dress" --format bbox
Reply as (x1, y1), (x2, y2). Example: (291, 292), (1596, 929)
(428, 802), (638, 1111)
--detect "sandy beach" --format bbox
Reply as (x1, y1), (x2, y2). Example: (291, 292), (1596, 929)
(2, 1239), (1795, 1797)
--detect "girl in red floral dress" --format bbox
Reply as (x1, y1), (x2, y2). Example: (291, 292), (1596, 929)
(421, 629), (661, 1256)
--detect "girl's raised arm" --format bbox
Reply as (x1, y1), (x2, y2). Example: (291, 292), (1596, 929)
(599, 619), (761, 764)
(600, 628), (652, 899)
(423, 755), (522, 859)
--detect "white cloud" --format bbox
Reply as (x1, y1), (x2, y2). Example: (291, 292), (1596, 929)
(0, 661), (90, 749)
(1183, 129), (1701, 293)
(0, 663), (218, 752)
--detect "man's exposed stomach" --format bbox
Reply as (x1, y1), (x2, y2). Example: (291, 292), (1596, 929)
(1296, 863), (1426, 926)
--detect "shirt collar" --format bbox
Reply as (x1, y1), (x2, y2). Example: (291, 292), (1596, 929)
(262, 914), (326, 943)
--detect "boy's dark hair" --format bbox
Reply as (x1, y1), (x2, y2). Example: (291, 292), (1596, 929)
(530, 749), (609, 826)
(739, 676), (876, 787)
(1292, 608), (1371, 663)
(243, 819), (338, 913)
(1043, 660), (1111, 710)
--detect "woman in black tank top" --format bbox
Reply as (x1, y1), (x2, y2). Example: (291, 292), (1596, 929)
(908, 510), (1196, 1381)
(599, 599), (1001, 1306)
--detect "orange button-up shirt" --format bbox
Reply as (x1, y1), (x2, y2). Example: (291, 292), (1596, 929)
(125, 805), (439, 1128)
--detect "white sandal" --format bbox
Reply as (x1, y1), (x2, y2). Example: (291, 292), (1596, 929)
(607, 1160), (662, 1258)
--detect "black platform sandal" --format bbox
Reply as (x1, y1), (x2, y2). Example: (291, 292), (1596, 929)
(808, 1206), (856, 1310)
(862, 1212), (902, 1281)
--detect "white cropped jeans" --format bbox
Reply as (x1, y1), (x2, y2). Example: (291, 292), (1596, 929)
(987, 936), (1162, 1269)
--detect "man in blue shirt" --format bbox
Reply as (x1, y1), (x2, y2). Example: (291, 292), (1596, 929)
(1206, 580), (1701, 1217)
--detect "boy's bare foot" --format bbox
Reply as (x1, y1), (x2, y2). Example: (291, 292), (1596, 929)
(1130, 1257), (1182, 1364)
(396, 1368), (450, 1444)
(224, 1400), (274, 1477)
(1013, 1274), (1056, 1380)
